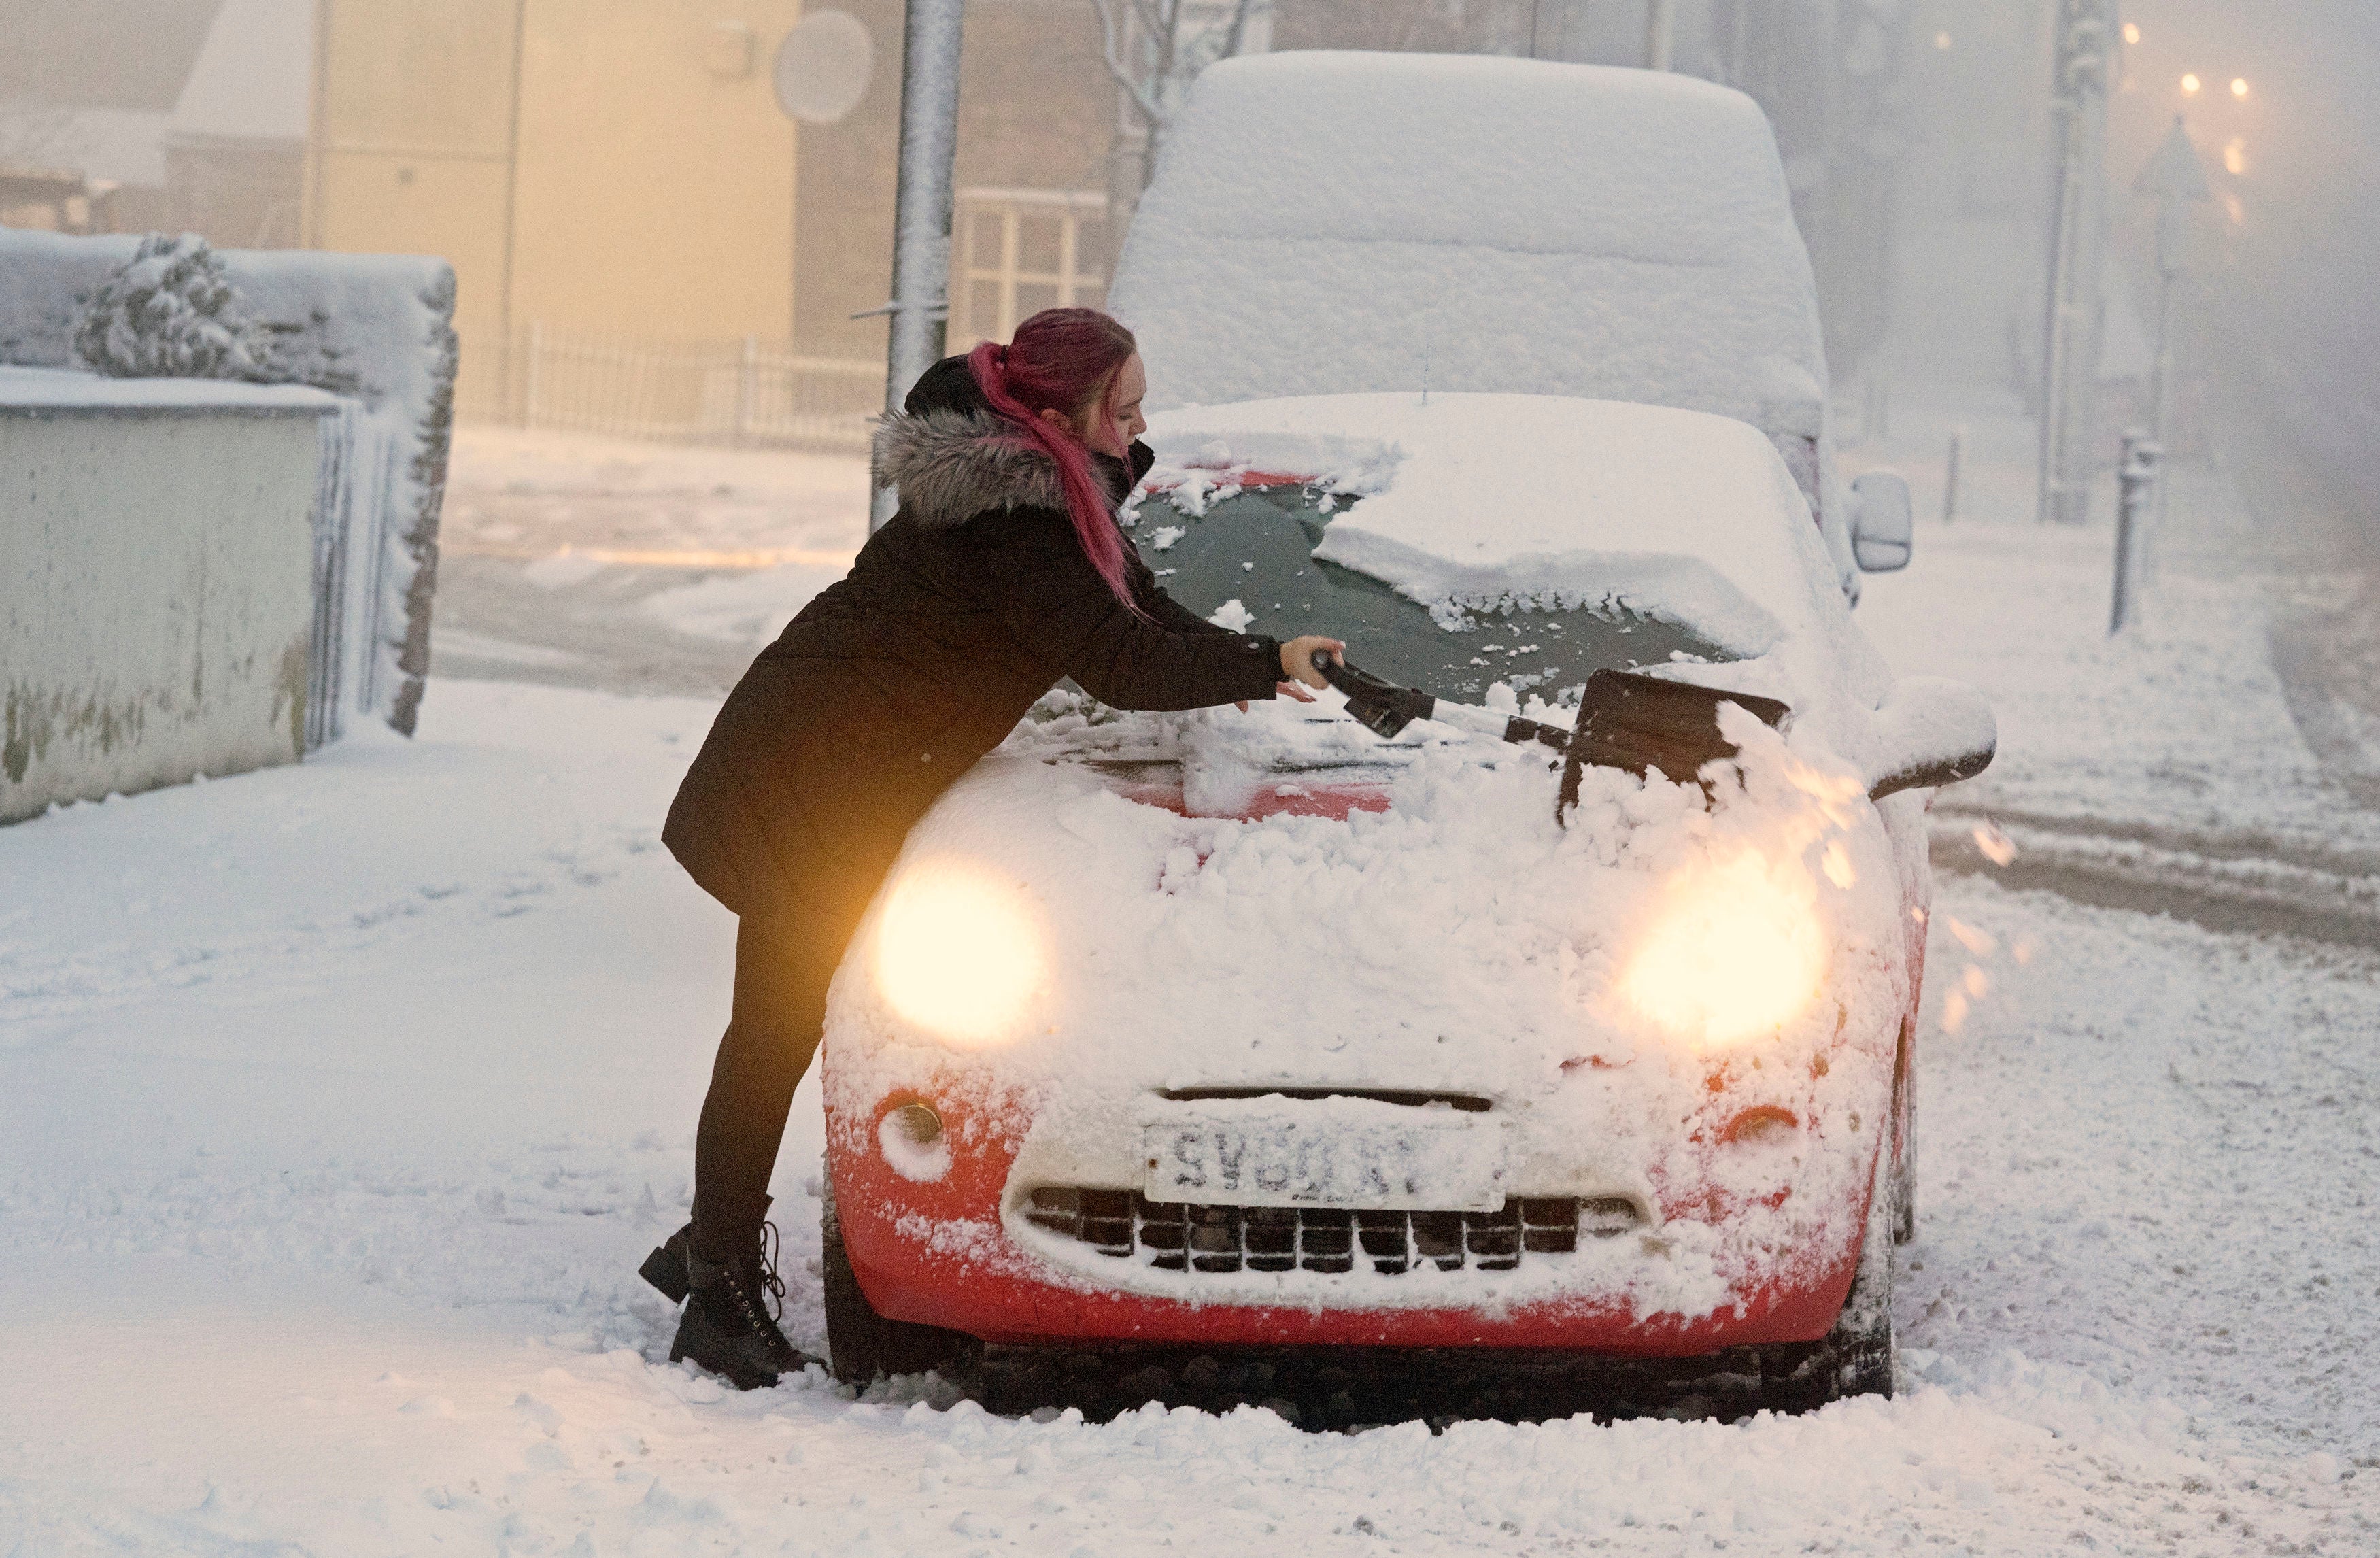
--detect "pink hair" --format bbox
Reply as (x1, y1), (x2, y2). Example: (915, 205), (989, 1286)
(967, 308), (1142, 611)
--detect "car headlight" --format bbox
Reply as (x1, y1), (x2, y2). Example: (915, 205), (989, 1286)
(1619, 848), (1825, 1049)
(871, 859), (1045, 1046)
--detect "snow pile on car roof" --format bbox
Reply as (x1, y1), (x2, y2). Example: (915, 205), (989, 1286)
(1107, 52), (1827, 434)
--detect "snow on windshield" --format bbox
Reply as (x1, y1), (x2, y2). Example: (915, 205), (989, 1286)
(1107, 52), (1827, 437)
(1129, 477), (1729, 703)
(1135, 394), (1892, 742)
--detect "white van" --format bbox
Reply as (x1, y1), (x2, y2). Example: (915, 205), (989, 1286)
(1105, 50), (1912, 596)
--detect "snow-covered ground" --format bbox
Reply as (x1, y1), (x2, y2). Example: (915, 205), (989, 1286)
(7, 399), (2378, 1552)
(3, 668), (2375, 1552)
(1852, 397), (2347, 839)
(428, 428), (867, 694)
(1850, 387), (2380, 943)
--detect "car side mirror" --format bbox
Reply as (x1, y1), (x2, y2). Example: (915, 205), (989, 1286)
(1849, 470), (1913, 573)
(1865, 677), (1995, 801)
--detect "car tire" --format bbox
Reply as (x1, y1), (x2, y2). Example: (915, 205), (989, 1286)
(1762, 1149), (1897, 1412)
(820, 1176), (981, 1387)
(1891, 1017), (1917, 1247)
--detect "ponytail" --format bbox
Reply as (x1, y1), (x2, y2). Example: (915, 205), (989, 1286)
(965, 309), (1143, 613)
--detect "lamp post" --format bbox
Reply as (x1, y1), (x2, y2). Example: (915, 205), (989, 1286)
(1644, 0), (1675, 71)
(2037, 0), (2117, 526)
(873, 0), (966, 530)
(2133, 114), (2211, 544)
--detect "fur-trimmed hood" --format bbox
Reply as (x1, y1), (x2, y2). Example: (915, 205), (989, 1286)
(872, 408), (1144, 530)
(871, 408), (1071, 529)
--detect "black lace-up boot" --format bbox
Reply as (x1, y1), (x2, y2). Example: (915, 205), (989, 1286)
(641, 1210), (815, 1389)
(636, 1221), (700, 1304)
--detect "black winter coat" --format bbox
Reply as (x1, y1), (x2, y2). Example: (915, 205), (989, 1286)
(662, 356), (1285, 932)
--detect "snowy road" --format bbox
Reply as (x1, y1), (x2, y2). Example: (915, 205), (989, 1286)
(427, 429), (866, 698)
(2, 683), (2373, 1555)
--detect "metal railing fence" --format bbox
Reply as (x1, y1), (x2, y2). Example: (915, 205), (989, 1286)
(452, 324), (880, 453)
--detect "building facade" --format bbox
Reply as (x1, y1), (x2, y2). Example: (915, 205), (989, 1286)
(304, 0), (806, 412)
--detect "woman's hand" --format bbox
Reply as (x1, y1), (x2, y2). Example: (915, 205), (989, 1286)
(1236, 635), (1346, 711)
(1278, 636), (1345, 704)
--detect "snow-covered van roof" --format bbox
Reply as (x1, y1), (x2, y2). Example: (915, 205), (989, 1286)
(1108, 52), (1830, 439)
(1143, 392), (1847, 664)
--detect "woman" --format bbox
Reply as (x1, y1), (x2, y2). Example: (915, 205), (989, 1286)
(639, 308), (1345, 1389)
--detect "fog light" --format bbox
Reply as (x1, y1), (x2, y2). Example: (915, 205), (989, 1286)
(887, 1102), (942, 1145)
(877, 1101), (951, 1183)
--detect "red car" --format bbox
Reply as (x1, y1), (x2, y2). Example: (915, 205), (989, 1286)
(817, 394), (1992, 1410)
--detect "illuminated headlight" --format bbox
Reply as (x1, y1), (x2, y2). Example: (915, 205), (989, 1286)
(1619, 848), (1825, 1049)
(871, 859), (1045, 1045)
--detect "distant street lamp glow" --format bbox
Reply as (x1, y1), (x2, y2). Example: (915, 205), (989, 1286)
(2230, 78), (2249, 99)
(2224, 137), (2247, 176)
(2181, 73), (2202, 95)
(1933, 31), (1952, 50)
(2123, 22), (2141, 45)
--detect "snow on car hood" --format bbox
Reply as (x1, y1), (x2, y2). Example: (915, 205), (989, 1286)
(823, 696), (1918, 1321)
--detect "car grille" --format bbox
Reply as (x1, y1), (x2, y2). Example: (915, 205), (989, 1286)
(1023, 1189), (1644, 1274)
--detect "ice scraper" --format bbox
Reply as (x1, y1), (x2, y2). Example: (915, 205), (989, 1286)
(1309, 651), (1791, 822)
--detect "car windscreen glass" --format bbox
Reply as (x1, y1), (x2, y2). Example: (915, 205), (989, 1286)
(1131, 483), (1735, 700)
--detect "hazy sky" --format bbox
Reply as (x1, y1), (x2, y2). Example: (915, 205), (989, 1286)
(0, 0), (227, 110)
(2122, 0), (2380, 524)
(4, 0), (2371, 516)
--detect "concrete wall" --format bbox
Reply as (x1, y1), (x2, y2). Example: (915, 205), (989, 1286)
(0, 228), (461, 738)
(1, 369), (333, 824)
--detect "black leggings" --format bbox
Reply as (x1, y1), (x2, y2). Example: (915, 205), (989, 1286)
(692, 909), (866, 1259)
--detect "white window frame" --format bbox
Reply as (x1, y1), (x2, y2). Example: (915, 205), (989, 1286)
(948, 188), (1111, 349)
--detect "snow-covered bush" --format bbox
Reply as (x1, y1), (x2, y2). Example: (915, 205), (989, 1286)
(74, 233), (270, 381)
(12, 226), (458, 736)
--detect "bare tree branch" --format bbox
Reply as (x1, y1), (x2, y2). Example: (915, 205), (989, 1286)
(0, 97), (86, 170)
(1089, 0), (1168, 124)
(1222, 0), (1259, 57)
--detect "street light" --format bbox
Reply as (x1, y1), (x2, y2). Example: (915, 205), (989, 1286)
(2039, 0), (2118, 526)
(2132, 114), (2211, 577)
(2230, 77), (2249, 98)
(2181, 73), (2201, 94)
(871, 0), (966, 530)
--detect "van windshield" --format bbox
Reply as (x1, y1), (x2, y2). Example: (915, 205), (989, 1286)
(1132, 483), (1733, 702)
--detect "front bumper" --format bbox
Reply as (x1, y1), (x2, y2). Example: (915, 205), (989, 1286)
(828, 1084), (1873, 1356)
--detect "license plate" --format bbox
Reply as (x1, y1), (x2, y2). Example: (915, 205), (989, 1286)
(1141, 1112), (1504, 1211)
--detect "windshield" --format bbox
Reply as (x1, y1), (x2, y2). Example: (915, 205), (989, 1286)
(1131, 482), (1734, 702)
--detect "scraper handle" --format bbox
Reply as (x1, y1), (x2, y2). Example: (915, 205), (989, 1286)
(1316, 655), (1438, 739)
